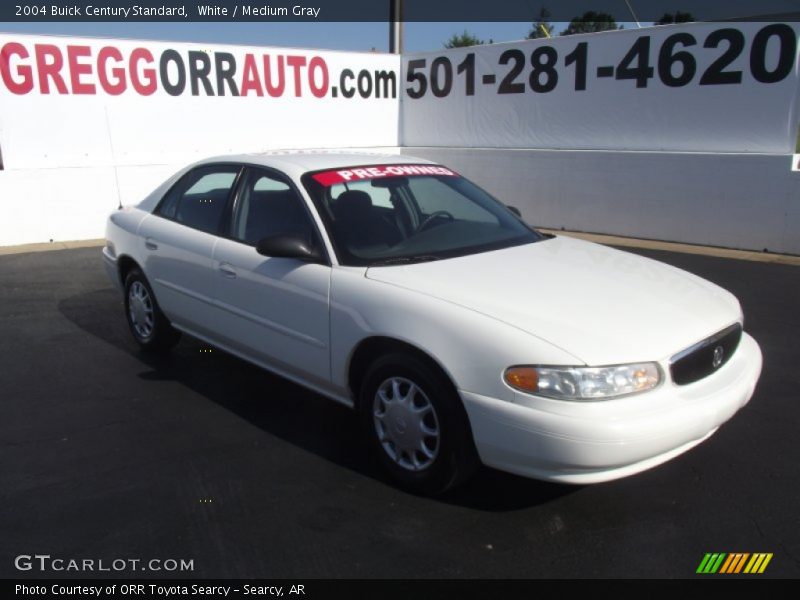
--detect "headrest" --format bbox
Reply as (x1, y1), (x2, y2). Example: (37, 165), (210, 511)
(334, 190), (373, 220)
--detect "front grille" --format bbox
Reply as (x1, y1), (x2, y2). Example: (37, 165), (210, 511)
(670, 323), (742, 385)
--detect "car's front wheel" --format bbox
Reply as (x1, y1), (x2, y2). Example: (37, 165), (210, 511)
(359, 353), (479, 494)
(123, 268), (180, 352)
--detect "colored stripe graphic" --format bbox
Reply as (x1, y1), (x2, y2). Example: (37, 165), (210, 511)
(743, 553), (773, 574)
(697, 553), (727, 574)
(698, 552), (773, 574)
(719, 553), (750, 573)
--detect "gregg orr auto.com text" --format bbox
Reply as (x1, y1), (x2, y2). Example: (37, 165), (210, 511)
(0, 40), (397, 99)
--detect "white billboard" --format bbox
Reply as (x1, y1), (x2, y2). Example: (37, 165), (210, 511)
(0, 34), (400, 169)
(401, 22), (800, 153)
(0, 34), (400, 245)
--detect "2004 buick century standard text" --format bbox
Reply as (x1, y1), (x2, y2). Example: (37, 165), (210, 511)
(103, 152), (763, 493)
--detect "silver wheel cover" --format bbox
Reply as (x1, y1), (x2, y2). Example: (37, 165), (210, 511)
(373, 376), (440, 471)
(128, 280), (155, 340)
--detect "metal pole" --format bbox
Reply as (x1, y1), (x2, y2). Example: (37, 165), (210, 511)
(624, 0), (642, 28)
(389, 0), (403, 53)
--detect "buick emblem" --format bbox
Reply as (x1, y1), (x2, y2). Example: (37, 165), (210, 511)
(393, 415), (407, 435)
(712, 345), (724, 368)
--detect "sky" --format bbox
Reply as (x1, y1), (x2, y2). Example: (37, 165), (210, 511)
(0, 21), (636, 52)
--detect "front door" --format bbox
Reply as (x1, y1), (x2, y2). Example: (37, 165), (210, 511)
(212, 167), (331, 385)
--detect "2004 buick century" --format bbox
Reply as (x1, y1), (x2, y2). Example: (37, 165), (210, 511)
(103, 152), (762, 493)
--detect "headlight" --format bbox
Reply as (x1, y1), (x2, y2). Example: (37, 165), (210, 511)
(504, 363), (661, 400)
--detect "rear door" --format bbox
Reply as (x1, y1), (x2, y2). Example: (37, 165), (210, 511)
(138, 164), (241, 337)
(212, 167), (332, 384)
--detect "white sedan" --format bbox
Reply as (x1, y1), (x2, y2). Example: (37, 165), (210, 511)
(103, 152), (762, 493)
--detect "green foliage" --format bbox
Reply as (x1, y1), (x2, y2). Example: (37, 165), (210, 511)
(527, 8), (554, 39)
(655, 11), (695, 25)
(444, 30), (484, 49)
(561, 11), (619, 36)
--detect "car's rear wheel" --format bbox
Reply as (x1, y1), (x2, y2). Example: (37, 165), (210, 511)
(359, 353), (479, 494)
(124, 268), (180, 352)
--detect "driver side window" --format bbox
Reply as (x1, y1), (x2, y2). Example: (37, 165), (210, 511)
(231, 169), (317, 246)
(408, 177), (498, 224)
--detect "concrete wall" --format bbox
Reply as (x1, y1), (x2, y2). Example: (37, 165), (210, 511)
(401, 147), (800, 255)
(4, 146), (798, 254)
(0, 149), (402, 247)
(398, 22), (800, 256)
(0, 163), (185, 246)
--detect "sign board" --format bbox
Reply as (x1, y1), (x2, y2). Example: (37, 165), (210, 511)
(0, 34), (400, 169)
(401, 22), (800, 154)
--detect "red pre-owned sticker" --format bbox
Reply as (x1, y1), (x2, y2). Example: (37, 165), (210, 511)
(312, 164), (457, 186)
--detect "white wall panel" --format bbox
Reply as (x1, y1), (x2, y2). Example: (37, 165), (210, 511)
(402, 147), (800, 255)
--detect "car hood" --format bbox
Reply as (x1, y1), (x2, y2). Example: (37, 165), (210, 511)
(365, 236), (742, 365)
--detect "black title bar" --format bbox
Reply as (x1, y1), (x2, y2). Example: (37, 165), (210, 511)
(3, 579), (785, 599)
(1, 0), (799, 22)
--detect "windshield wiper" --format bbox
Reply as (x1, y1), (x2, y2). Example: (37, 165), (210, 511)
(369, 255), (442, 267)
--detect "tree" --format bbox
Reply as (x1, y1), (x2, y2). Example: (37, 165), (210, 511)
(655, 11), (695, 25)
(527, 8), (554, 39)
(443, 30), (484, 48)
(560, 11), (619, 36)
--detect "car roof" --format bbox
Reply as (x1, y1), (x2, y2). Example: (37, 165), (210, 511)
(197, 150), (435, 178)
(135, 150), (438, 212)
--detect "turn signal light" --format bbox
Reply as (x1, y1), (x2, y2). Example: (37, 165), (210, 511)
(504, 367), (539, 393)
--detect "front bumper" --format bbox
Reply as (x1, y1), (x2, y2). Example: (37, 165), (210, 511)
(460, 332), (762, 484)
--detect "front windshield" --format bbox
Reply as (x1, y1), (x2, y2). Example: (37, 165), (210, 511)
(301, 163), (544, 266)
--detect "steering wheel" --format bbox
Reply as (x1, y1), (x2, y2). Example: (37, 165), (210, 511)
(416, 210), (455, 232)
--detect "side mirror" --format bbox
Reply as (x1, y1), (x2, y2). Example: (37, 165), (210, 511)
(256, 234), (324, 263)
(507, 205), (522, 217)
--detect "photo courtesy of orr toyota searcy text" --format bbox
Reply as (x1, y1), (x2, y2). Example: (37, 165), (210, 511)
(15, 584), (298, 596)
(0, 40), (398, 98)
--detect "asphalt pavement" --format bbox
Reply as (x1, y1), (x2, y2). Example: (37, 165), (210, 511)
(1, 245), (798, 579)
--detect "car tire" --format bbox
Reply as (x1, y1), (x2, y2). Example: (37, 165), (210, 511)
(359, 353), (479, 494)
(123, 267), (180, 352)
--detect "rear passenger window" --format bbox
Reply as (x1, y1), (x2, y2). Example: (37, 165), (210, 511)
(185, 172), (237, 196)
(156, 166), (240, 234)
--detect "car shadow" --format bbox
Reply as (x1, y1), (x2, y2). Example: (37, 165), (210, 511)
(59, 287), (577, 511)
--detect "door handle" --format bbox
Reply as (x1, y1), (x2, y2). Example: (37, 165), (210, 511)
(144, 238), (158, 251)
(218, 262), (237, 279)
